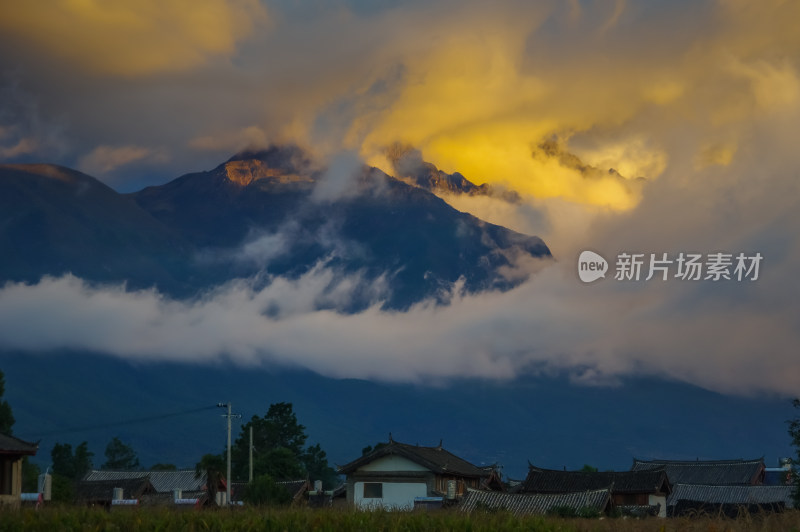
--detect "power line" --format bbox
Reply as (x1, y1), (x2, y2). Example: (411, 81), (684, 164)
(28, 405), (219, 438)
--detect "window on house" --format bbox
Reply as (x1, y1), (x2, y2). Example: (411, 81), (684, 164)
(363, 482), (383, 498)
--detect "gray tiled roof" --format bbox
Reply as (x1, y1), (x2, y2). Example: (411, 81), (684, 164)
(83, 470), (207, 493)
(631, 458), (764, 485)
(669, 484), (795, 507)
(75, 477), (154, 502)
(523, 465), (670, 494)
(0, 433), (38, 455)
(338, 440), (486, 477)
(277, 479), (310, 498)
(459, 488), (611, 517)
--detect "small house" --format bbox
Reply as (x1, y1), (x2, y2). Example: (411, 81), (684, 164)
(522, 464), (672, 517)
(76, 477), (155, 507)
(631, 458), (765, 485)
(338, 437), (489, 510)
(81, 469), (221, 507)
(460, 487), (612, 517)
(0, 433), (38, 508)
(668, 483), (795, 517)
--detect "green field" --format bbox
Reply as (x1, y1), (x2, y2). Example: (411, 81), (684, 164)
(2, 507), (800, 532)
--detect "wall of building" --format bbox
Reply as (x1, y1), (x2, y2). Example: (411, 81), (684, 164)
(649, 494), (667, 518)
(0, 458), (23, 508)
(354, 480), (427, 510)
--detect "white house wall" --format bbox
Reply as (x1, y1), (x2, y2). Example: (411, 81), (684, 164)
(354, 481), (427, 510)
(357, 455), (429, 472)
(649, 494), (667, 518)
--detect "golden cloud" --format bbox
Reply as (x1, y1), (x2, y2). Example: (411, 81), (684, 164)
(0, 0), (268, 76)
(281, 0), (800, 211)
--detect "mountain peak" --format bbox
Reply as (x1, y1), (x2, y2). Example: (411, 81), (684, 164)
(384, 143), (519, 202)
(222, 159), (314, 187)
(222, 144), (316, 187)
(0, 163), (95, 187)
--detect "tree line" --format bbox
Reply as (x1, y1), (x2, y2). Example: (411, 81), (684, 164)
(1, 369), (337, 505)
(5, 366), (799, 506)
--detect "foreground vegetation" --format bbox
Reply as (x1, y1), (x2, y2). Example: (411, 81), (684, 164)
(2, 507), (800, 532)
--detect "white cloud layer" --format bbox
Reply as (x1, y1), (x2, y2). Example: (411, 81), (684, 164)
(0, 0), (798, 397)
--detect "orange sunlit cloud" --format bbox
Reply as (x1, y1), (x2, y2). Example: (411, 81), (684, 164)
(0, 0), (268, 76)
(266, 0), (800, 211)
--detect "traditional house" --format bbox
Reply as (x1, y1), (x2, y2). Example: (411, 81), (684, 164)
(279, 479), (312, 505)
(76, 477), (155, 507)
(81, 470), (222, 507)
(338, 437), (489, 510)
(631, 458), (765, 485)
(460, 487), (612, 517)
(0, 432), (38, 508)
(668, 484), (795, 517)
(521, 464), (672, 517)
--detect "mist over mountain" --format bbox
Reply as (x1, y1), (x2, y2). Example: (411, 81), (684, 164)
(3, 352), (793, 479)
(0, 145), (549, 309)
(385, 143), (521, 202)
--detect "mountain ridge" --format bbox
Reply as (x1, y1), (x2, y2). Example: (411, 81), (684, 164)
(0, 146), (550, 309)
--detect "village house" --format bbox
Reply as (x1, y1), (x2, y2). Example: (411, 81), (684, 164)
(667, 484), (795, 517)
(521, 464), (672, 517)
(75, 476), (155, 508)
(631, 457), (765, 485)
(78, 469), (225, 507)
(0, 433), (38, 508)
(629, 457), (792, 516)
(337, 437), (491, 510)
(460, 487), (612, 517)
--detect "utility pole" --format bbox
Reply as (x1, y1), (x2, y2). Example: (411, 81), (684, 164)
(217, 402), (241, 505)
(249, 425), (253, 483)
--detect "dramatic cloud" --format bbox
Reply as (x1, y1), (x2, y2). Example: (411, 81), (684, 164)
(0, 0), (798, 396)
(79, 145), (168, 176)
(0, 1), (268, 77)
(0, 78), (66, 161)
(1, 97), (798, 395)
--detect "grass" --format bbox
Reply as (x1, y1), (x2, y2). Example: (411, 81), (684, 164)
(1, 507), (799, 532)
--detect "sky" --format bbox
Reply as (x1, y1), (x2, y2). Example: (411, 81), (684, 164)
(0, 0), (799, 397)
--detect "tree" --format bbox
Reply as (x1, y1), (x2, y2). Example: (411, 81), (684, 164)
(244, 474), (291, 506)
(196, 453), (225, 502)
(230, 402), (308, 481)
(102, 437), (140, 470)
(50, 441), (94, 503)
(21, 457), (41, 492)
(787, 398), (800, 506)
(0, 369), (15, 434)
(579, 464), (598, 472)
(302, 443), (338, 488)
(51, 441), (93, 480)
(150, 463), (177, 471)
(225, 402), (338, 487)
(361, 442), (387, 456)
(255, 448), (305, 481)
